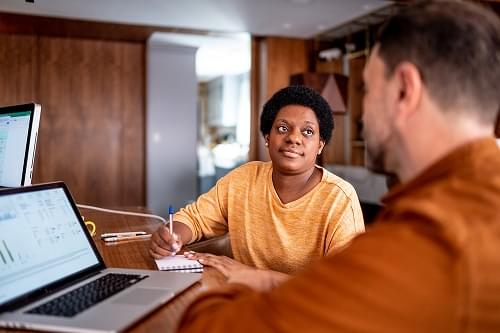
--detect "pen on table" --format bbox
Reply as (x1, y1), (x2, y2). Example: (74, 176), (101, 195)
(100, 231), (147, 239)
(169, 205), (174, 235)
(103, 234), (152, 243)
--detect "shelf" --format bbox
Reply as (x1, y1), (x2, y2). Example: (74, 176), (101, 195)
(351, 140), (365, 148)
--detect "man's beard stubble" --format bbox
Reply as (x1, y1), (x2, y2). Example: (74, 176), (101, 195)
(363, 122), (394, 177)
(365, 142), (387, 175)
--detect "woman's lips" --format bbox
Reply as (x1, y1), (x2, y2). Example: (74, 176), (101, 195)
(280, 149), (303, 158)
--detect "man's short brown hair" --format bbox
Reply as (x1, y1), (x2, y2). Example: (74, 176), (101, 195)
(376, 0), (500, 124)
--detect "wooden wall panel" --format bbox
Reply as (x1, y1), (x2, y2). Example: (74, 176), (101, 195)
(321, 114), (346, 165)
(0, 33), (145, 207)
(265, 37), (312, 100)
(32, 37), (145, 207)
(0, 34), (37, 104)
(117, 42), (145, 207)
(249, 37), (262, 162)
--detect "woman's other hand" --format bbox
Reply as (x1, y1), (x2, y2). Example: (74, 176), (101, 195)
(184, 251), (290, 291)
(184, 252), (251, 277)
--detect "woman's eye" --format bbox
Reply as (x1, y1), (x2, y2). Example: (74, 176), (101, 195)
(277, 125), (288, 133)
(303, 129), (314, 136)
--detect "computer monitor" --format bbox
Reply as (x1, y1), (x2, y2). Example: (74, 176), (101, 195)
(0, 103), (41, 187)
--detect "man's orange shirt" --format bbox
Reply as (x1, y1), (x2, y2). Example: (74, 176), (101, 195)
(179, 138), (500, 333)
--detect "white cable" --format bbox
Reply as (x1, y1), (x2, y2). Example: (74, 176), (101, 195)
(76, 203), (167, 225)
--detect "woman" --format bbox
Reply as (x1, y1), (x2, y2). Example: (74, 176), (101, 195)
(150, 86), (364, 281)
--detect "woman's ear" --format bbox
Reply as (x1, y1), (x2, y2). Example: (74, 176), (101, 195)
(265, 135), (269, 147)
(318, 140), (325, 155)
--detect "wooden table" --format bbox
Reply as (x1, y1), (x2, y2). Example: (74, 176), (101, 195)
(1, 207), (226, 333)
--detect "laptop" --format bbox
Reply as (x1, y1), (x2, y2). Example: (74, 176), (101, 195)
(0, 182), (200, 333)
(0, 103), (41, 187)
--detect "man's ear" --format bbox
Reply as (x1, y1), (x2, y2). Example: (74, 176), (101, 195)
(394, 61), (423, 118)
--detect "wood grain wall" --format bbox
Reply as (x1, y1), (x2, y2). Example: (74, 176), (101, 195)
(264, 37), (313, 100)
(0, 33), (145, 207)
(0, 35), (37, 103)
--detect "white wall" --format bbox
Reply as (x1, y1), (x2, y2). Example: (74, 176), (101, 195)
(146, 39), (198, 217)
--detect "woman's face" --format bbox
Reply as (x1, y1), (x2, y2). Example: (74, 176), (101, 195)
(266, 105), (325, 175)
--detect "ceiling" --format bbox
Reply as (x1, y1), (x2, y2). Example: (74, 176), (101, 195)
(0, 0), (391, 38)
(149, 32), (251, 82)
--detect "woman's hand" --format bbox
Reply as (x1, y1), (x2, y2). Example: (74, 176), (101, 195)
(185, 251), (290, 291)
(149, 226), (183, 259)
(184, 252), (252, 277)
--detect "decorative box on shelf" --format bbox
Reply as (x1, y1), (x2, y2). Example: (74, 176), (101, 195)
(289, 72), (348, 114)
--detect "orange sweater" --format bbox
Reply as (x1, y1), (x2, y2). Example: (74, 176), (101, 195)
(178, 138), (500, 333)
(175, 161), (364, 274)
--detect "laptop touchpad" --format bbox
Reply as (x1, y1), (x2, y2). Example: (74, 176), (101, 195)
(113, 288), (173, 306)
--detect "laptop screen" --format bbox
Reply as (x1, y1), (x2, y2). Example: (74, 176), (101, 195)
(0, 104), (41, 187)
(0, 186), (101, 305)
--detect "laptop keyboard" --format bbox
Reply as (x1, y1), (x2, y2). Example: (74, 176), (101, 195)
(26, 273), (148, 318)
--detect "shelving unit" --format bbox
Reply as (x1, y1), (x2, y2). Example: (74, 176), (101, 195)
(348, 54), (367, 166)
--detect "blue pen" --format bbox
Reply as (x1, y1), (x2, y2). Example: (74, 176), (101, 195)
(168, 205), (174, 235)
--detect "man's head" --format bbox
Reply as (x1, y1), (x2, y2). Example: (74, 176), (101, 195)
(362, 0), (500, 177)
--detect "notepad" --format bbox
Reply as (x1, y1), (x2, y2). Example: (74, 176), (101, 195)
(155, 255), (204, 273)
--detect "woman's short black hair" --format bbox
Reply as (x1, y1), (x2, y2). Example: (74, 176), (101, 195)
(260, 86), (334, 143)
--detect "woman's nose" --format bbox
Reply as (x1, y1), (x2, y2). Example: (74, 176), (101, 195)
(286, 129), (301, 144)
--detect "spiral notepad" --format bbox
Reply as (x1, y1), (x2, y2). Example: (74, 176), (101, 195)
(155, 255), (204, 273)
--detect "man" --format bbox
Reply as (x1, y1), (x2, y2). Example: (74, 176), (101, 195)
(178, 1), (500, 332)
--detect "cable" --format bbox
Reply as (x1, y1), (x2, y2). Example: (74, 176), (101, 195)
(76, 204), (167, 225)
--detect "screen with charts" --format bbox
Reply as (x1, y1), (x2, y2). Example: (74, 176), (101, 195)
(0, 110), (34, 187)
(0, 188), (100, 305)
